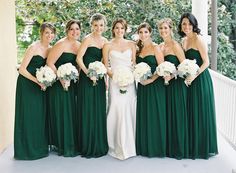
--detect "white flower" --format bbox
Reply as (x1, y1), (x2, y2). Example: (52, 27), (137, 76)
(113, 67), (134, 94)
(177, 59), (199, 86)
(156, 61), (177, 85)
(57, 63), (79, 90)
(220, 5), (226, 12)
(133, 62), (152, 82)
(87, 61), (107, 86)
(36, 65), (56, 90)
(126, 26), (132, 33)
(177, 59), (199, 78)
(131, 34), (139, 41)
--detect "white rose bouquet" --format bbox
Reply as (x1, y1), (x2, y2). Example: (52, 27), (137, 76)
(112, 67), (134, 94)
(87, 61), (107, 86)
(133, 62), (152, 83)
(57, 63), (79, 91)
(156, 61), (177, 85)
(36, 65), (56, 91)
(177, 59), (199, 86)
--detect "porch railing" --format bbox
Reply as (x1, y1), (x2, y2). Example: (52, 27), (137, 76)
(210, 69), (236, 149)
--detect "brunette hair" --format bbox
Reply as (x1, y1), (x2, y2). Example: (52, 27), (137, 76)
(136, 22), (152, 56)
(40, 22), (56, 36)
(65, 19), (81, 34)
(111, 18), (127, 38)
(178, 12), (201, 37)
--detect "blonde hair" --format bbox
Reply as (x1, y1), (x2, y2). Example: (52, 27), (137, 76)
(157, 18), (173, 29)
(157, 18), (174, 37)
(90, 13), (107, 26)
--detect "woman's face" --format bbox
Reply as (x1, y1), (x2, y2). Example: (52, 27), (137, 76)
(181, 17), (193, 35)
(113, 22), (125, 38)
(67, 23), (81, 40)
(159, 22), (171, 39)
(92, 19), (105, 35)
(41, 27), (55, 43)
(138, 27), (151, 42)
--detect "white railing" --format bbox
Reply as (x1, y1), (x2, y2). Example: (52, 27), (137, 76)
(210, 69), (236, 149)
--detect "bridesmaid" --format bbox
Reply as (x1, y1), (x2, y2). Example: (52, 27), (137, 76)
(46, 19), (81, 157)
(135, 22), (166, 157)
(103, 18), (137, 160)
(158, 18), (188, 159)
(178, 12), (218, 159)
(76, 13), (108, 158)
(14, 22), (55, 160)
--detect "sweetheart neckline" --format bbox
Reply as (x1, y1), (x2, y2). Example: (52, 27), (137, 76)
(110, 49), (132, 54)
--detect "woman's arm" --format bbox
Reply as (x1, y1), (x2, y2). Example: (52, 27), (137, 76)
(19, 43), (42, 87)
(173, 41), (186, 63)
(196, 35), (209, 74)
(186, 35), (209, 85)
(102, 43), (113, 78)
(46, 42), (64, 73)
(130, 41), (137, 66)
(76, 37), (90, 75)
(46, 41), (66, 88)
(140, 44), (162, 85)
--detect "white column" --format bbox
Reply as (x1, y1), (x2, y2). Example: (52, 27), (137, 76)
(192, 0), (208, 42)
(0, 0), (17, 153)
(211, 0), (218, 70)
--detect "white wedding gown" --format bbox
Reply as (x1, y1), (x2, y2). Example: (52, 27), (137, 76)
(107, 49), (137, 160)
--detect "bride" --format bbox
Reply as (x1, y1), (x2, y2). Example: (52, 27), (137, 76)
(103, 18), (137, 160)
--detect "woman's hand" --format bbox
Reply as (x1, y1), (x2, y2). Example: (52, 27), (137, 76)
(60, 79), (71, 90)
(140, 78), (154, 86)
(164, 75), (172, 85)
(185, 74), (197, 86)
(37, 82), (46, 91)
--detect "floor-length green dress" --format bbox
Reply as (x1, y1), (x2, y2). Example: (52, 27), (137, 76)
(165, 55), (189, 159)
(136, 55), (166, 157)
(185, 48), (218, 159)
(14, 55), (48, 160)
(48, 52), (79, 157)
(77, 47), (108, 158)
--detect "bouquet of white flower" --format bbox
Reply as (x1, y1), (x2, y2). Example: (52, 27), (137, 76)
(156, 61), (177, 85)
(133, 62), (152, 83)
(112, 67), (134, 94)
(87, 61), (107, 86)
(177, 59), (199, 86)
(57, 63), (79, 91)
(36, 65), (56, 91)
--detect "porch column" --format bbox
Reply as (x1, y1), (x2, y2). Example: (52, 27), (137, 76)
(0, 0), (17, 153)
(192, 0), (218, 70)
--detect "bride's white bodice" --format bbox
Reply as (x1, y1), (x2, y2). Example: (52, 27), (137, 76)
(109, 49), (133, 71)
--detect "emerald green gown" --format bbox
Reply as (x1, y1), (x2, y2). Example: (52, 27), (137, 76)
(165, 55), (188, 159)
(14, 55), (48, 160)
(185, 49), (218, 159)
(77, 47), (108, 158)
(48, 52), (79, 157)
(136, 55), (166, 157)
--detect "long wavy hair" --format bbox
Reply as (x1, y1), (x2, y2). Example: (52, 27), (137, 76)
(136, 22), (152, 57)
